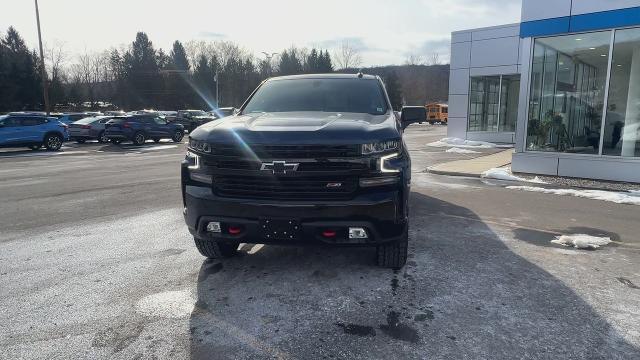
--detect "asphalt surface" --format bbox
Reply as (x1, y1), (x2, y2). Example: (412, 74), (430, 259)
(1, 125), (639, 359)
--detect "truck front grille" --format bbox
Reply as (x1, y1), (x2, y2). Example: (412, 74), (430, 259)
(213, 176), (357, 200)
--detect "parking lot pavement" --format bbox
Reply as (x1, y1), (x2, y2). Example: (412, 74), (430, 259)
(1, 125), (639, 359)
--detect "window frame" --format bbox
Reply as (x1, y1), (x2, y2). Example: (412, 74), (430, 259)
(467, 75), (519, 133)
(523, 25), (640, 158)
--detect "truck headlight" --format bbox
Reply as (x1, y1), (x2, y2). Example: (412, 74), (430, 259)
(380, 152), (401, 173)
(362, 140), (399, 155)
(188, 139), (212, 153)
(185, 151), (200, 170)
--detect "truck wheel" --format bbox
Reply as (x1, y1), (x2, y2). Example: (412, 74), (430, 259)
(132, 132), (146, 146)
(44, 133), (63, 151)
(194, 238), (238, 259)
(376, 229), (408, 268)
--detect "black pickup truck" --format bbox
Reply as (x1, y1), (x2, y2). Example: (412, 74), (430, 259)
(181, 74), (425, 268)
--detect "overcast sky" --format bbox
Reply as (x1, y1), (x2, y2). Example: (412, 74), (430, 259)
(2, 0), (521, 66)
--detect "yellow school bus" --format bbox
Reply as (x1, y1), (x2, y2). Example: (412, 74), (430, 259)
(425, 103), (448, 124)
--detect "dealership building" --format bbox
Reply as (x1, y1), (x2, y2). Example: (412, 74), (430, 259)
(448, 0), (640, 182)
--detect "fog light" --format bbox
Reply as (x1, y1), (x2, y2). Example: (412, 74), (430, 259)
(360, 176), (399, 187)
(206, 222), (221, 233)
(349, 227), (368, 239)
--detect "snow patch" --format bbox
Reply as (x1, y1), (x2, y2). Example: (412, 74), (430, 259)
(506, 186), (640, 206)
(481, 167), (548, 184)
(446, 147), (480, 154)
(136, 290), (195, 319)
(427, 137), (497, 149)
(551, 234), (611, 249)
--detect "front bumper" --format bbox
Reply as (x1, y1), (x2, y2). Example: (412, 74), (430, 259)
(183, 185), (407, 246)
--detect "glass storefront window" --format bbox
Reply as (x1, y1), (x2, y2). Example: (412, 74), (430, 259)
(526, 31), (611, 154)
(603, 28), (640, 157)
(468, 75), (519, 132)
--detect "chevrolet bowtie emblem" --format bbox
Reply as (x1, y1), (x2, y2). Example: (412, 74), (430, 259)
(260, 161), (299, 175)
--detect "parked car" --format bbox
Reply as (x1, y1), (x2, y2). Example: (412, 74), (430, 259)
(68, 116), (116, 143)
(57, 113), (94, 125)
(174, 110), (216, 132)
(0, 114), (69, 151)
(183, 74), (424, 268)
(104, 115), (185, 145)
(104, 111), (126, 116)
(208, 107), (236, 119)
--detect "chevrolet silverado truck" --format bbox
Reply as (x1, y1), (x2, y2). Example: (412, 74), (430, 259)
(181, 74), (425, 268)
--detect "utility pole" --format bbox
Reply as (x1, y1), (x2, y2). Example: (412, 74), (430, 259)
(34, 0), (50, 115)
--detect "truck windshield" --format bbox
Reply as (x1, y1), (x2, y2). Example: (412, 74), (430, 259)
(243, 78), (388, 115)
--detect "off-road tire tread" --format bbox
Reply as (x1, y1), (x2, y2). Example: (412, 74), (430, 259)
(194, 238), (238, 259)
(376, 231), (408, 268)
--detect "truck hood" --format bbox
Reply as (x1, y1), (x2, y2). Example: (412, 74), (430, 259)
(189, 112), (400, 145)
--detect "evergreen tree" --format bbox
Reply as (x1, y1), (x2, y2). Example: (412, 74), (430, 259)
(0, 27), (42, 111)
(304, 48), (319, 73)
(193, 54), (216, 109)
(123, 32), (161, 109)
(170, 41), (190, 72)
(278, 48), (303, 76)
(318, 50), (333, 73)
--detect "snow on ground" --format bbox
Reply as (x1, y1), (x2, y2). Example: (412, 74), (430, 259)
(551, 234), (612, 249)
(506, 186), (640, 206)
(482, 167), (548, 183)
(427, 137), (514, 149)
(445, 147), (480, 154)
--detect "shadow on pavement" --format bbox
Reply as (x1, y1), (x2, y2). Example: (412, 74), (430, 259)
(188, 192), (638, 359)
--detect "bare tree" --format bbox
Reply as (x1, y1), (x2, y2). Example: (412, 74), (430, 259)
(69, 50), (112, 108)
(44, 40), (67, 81)
(427, 52), (441, 66)
(404, 53), (425, 66)
(333, 40), (363, 70)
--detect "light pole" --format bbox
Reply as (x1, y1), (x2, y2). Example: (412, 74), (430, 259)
(34, 0), (50, 115)
(261, 52), (278, 77)
(214, 71), (219, 108)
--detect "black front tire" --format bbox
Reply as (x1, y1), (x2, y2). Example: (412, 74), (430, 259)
(132, 132), (146, 146)
(376, 229), (408, 268)
(194, 238), (238, 259)
(44, 134), (63, 151)
(98, 131), (109, 144)
(172, 130), (184, 143)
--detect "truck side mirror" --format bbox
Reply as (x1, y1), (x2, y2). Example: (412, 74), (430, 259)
(400, 106), (427, 128)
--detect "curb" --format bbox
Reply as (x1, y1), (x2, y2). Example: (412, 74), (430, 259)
(426, 168), (483, 178)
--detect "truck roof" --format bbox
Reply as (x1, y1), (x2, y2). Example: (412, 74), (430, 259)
(268, 73), (379, 81)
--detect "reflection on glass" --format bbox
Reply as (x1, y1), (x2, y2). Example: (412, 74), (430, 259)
(603, 28), (640, 157)
(526, 31), (611, 153)
(499, 75), (520, 132)
(468, 75), (519, 132)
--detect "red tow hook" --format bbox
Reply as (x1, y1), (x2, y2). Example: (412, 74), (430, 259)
(322, 230), (337, 238)
(228, 226), (242, 235)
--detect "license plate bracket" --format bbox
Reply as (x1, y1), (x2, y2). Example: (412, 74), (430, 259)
(260, 218), (300, 240)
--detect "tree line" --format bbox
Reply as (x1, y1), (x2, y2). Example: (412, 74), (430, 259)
(0, 26), (450, 114)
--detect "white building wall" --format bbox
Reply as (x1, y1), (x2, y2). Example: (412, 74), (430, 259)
(571, 0), (640, 15)
(521, 0), (571, 22)
(448, 24), (521, 142)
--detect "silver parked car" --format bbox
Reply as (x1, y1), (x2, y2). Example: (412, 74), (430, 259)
(68, 116), (118, 143)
